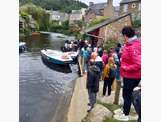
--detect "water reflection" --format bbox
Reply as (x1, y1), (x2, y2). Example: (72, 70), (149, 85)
(41, 57), (72, 73)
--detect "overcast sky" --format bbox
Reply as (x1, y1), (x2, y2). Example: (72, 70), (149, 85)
(80, 0), (122, 6)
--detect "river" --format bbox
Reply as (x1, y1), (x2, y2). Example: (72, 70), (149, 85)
(19, 32), (79, 122)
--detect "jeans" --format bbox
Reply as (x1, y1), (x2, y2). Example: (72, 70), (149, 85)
(123, 78), (140, 115)
(103, 77), (115, 96)
(88, 89), (97, 107)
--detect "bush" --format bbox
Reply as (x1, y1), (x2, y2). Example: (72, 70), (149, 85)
(104, 38), (120, 52)
(89, 17), (107, 27)
(133, 16), (141, 28)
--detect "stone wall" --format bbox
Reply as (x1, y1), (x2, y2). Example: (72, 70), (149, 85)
(120, 1), (141, 18)
(98, 15), (132, 45)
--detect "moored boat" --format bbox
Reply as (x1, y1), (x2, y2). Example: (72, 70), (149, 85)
(19, 42), (26, 52)
(19, 42), (26, 47)
(64, 51), (79, 63)
(32, 32), (40, 36)
(41, 49), (73, 65)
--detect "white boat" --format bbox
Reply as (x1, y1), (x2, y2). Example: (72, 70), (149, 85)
(64, 51), (79, 63)
(19, 42), (26, 52)
(41, 49), (73, 65)
(19, 42), (26, 47)
(65, 51), (79, 59)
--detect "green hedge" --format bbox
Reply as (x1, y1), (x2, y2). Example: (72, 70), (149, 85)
(103, 38), (121, 52)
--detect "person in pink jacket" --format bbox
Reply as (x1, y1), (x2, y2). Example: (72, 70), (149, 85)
(114, 26), (141, 121)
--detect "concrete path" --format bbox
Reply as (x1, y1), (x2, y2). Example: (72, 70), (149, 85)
(67, 75), (88, 122)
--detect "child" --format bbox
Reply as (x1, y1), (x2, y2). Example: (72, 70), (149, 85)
(102, 57), (116, 96)
(86, 60), (101, 112)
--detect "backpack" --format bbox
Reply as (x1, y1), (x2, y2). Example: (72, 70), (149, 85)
(83, 50), (90, 59)
(109, 66), (116, 78)
(113, 54), (120, 67)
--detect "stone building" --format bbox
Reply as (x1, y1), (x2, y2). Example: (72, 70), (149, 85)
(46, 10), (69, 23)
(119, 0), (141, 18)
(114, 6), (120, 17)
(88, 2), (107, 17)
(69, 8), (87, 24)
(85, 13), (132, 45)
(84, 0), (120, 25)
(70, 10), (83, 22)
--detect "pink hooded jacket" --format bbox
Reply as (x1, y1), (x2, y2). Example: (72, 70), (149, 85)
(120, 38), (141, 79)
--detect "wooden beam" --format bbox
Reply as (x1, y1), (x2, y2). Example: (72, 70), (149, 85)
(85, 33), (104, 40)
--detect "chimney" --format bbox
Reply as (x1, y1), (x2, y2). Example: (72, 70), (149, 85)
(108, 0), (113, 6)
(89, 2), (94, 7)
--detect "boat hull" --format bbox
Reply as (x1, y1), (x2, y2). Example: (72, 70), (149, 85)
(41, 49), (73, 65)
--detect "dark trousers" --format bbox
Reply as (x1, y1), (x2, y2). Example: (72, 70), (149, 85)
(88, 89), (97, 107)
(103, 77), (115, 96)
(123, 78), (140, 115)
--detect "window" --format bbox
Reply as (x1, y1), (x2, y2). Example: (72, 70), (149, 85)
(123, 4), (128, 12)
(132, 3), (136, 8)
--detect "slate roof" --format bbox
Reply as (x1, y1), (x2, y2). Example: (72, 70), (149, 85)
(120, 0), (140, 4)
(85, 13), (131, 33)
(89, 2), (107, 15)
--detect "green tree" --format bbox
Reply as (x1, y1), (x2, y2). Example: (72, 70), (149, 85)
(104, 38), (120, 52)
(19, 0), (88, 13)
(133, 16), (141, 28)
(20, 3), (51, 31)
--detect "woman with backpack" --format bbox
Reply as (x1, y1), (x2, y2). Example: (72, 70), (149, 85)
(102, 56), (117, 96)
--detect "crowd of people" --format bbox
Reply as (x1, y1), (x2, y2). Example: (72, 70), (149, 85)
(61, 40), (79, 52)
(77, 26), (141, 122)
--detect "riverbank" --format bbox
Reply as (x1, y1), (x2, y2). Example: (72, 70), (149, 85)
(67, 75), (88, 122)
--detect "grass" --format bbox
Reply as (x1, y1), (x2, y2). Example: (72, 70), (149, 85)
(97, 100), (137, 122)
(103, 118), (137, 122)
(97, 100), (121, 113)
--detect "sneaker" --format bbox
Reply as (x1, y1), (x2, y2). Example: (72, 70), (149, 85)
(114, 113), (129, 121)
(87, 106), (94, 113)
(87, 109), (92, 113)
